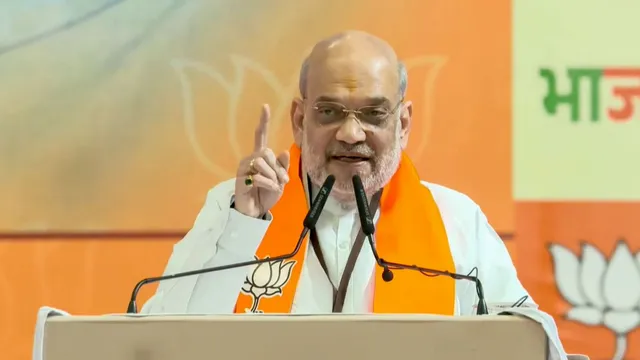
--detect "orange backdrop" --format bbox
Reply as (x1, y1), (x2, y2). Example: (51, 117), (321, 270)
(2, 1), (514, 359)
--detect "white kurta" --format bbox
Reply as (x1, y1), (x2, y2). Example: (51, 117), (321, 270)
(140, 178), (570, 359)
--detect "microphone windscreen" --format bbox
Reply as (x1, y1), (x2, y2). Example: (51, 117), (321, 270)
(352, 175), (375, 235)
(303, 175), (336, 229)
(382, 267), (394, 282)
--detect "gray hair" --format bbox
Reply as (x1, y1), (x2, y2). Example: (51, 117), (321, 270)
(298, 58), (408, 99)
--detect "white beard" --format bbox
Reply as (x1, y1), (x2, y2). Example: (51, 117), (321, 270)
(301, 124), (402, 206)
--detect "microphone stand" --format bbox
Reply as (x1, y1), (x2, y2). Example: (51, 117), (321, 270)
(351, 174), (488, 316)
(126, 229), (309, 314)
(379, 259), (488, 315)
(126, 175), (336, 313)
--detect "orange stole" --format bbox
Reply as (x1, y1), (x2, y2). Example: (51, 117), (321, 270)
(234, 144), (456, 314)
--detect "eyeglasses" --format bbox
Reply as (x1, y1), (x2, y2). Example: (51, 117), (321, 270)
(310, 99), (403, 129)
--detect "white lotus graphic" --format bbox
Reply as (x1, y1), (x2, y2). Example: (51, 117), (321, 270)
(241, 257), (296, 313)
(550, 240), (640, 360)
(170, 53), (447, 176)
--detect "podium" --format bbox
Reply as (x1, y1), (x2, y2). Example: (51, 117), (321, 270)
(41, 314), (548, 360)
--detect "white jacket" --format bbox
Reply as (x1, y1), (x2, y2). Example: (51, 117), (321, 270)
(140, 178), (571, 359)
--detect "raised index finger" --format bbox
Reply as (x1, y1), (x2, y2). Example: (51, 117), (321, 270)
(254, 104), (270, 151)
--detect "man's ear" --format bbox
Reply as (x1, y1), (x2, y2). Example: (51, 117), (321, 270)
(399, 100), (412, 149)
(290, 98), (304, 146)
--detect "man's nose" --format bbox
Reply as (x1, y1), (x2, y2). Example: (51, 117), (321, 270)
(335, 116), (366, 144)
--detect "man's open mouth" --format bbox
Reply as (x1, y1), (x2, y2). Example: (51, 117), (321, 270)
(331, 155), (370, 163)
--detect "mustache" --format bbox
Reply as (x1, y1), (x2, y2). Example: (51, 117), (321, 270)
(327, 143), (375, 157)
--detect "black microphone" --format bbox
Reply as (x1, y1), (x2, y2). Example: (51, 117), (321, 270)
(126, 174), (336, 314)
(351, 175), (394, 282)
(351, 175), (488, 315)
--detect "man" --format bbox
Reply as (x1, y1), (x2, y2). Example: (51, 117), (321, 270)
(141, 31), (571, 358)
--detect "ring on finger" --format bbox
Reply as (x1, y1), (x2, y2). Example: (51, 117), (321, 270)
(248, 158), (257, 174)
(244, 174), (254, 187)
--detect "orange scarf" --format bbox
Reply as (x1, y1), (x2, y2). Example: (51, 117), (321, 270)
(235, 144), (455, 314)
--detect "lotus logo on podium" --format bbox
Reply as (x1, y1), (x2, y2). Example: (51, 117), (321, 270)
(549, 240), (640, 360)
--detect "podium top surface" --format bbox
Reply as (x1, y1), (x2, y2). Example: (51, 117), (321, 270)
(47, 313), (530, 322)
(44, 314), (549, 360)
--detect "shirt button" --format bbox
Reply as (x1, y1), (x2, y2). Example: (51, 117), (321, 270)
(338, 242), (348, 250)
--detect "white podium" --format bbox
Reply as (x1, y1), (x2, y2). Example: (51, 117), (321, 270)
(38, 314), (550, 360)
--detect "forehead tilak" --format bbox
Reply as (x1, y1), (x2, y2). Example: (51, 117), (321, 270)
(341, 77), (360, 93)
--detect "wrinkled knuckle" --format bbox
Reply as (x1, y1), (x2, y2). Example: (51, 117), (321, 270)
(262, 147), (275, 157)
(244, 154), (256, 165)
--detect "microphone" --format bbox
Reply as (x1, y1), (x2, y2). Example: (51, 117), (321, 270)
(351, 175), (394, 282)
(351, 175), (489, 315)
(126, 174), (336, 314)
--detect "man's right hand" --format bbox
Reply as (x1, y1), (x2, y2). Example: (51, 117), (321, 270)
(234, 104), (291, 218)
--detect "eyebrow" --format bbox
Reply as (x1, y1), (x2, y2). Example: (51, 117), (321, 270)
(314, 96), (392, 106)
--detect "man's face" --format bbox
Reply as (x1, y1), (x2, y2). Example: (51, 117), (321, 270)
(291, 54), (412, 203)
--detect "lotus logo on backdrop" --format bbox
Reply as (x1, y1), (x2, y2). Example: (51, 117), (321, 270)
(549, 239), (640, 360)
(171, 54), (447, 177)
